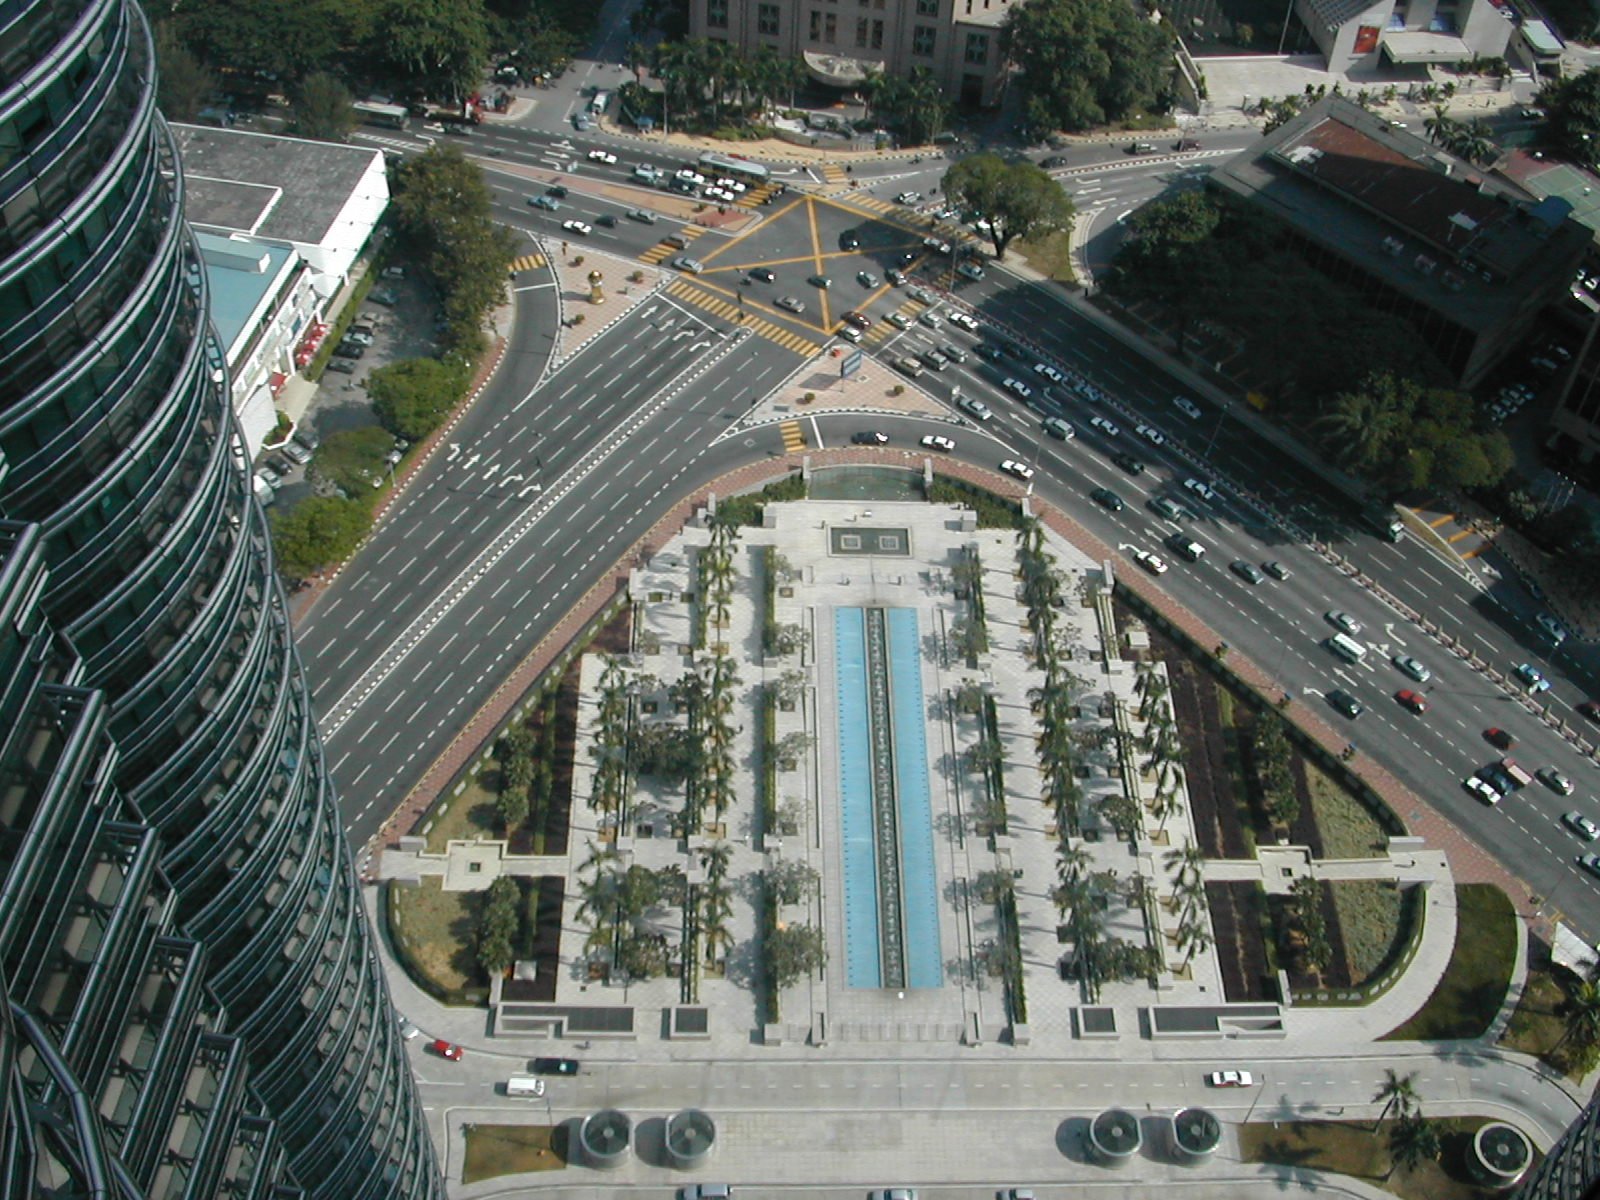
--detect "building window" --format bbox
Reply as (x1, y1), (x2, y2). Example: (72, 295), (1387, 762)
(825, 11), (837, 38)
(964, 32), (988, 63)
(759, 2), (780, 33)
(809, 10), (822, 39)
(872, 17), (884, 46)
(916, 0), (939, 12)
(912, 24), (936, 54)
(707, 0), (729, 27)
(856, 16), (868, 44)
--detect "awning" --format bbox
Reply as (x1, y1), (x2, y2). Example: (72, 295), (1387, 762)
(803, 51), (884, 88)
(1381, 30), (1472, 61)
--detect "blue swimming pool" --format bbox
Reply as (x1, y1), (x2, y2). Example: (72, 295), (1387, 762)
(885, 608), (942, 989)
(835, 608), (882, 988)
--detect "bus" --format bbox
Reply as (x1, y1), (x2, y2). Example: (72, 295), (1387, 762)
(1324, 633), (1367, 664)
(353, 101), (409, 129)
(698, 151), (769, 186)
(588, 91), (610, 115)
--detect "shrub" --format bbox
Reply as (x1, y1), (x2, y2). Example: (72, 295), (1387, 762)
(369, 357), (472, 441)
(270, 496), (371, 579)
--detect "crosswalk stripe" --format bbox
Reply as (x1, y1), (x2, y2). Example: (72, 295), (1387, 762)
(509, 253), (548, 272)
(821, 164), (847, 183)
(780, 420), (806, 451)
(666, 282), (822, 357)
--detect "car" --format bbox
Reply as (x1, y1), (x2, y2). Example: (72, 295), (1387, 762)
(957, 262), (985, 281)
(1581, 854), (1600, 880)
(1184, 478), (1218, 504)
(894, 356), (924, 378)
(842, 310), (872, 329)
(1326, 689), (1364, 719)
(1001, 459), (1035, 481)
(1395, 689), (1429, 714)
(587, 149), (617, 164)
(267, 454), (294, 478)
(922, 237), (952, 255)
(1002, 378), (1033, 400)
(398, 1015), (421, 1039)
(282, 441), (313, 466)
(1513, 663), (1551, 694)
(531, 1056), (581, 1075)
(908, 286), (935, 305)
(948, 311), (979, 332)
(940, 342), (969, 363)
(920, 434), (956, 452)
(1166, 534), (1205, 562)
(958, 396), (993, 421)
(1465, 775), (1504, 804)
(998, 1190), (1036, 1200)
(595, 214), (618, 228)
(530, 194), (560, 210)
(1042, 417), (1074, 440)
(1174, 137), (1202, 151)
(1229, 560), (1264, 585)
(1261, 560), (1290, 580)
(1136, 422), (1165, 445)
(324, 359), (356, 375)
(369, 289), (400, 306)
(918, 348), (949, 370)
(852, 431), (889, 445)
(887, 268), (907, 286)
(1392, 655), (1431, 683)
(1325, 611), (1362, 636)
(918, 310), (942, 329)
(869, 1190), (917, 1200)
(343, 330), (374, 347)
(429, 1040), (464, 1061)
(1174, 395), (1203, 419)
(1088, 415), (1121, 438)
(680, 1187), (733, 1200)
(1206, 1070), (1255, 1088)
(333, 342), (365, 359)
(878, 311), (907, 330)
(840, 231), (861, 250)
(1148, 496), (1188, 522)
(705, 187), (734, 203)
(774, 296), (805, 313)
(1580, 701), (1600, 724)
(895, 191), (922, 205)
(838, 326), (863, 343)
(974, 343), (1004, 361)
(747, 267), (776, 283)
(561, 219), (593, 236)
(808, 274), (831, 289)
(857, 270), (880, 288)
(626, 208), (659, 225)
(633, 164), (661, 182)
(1133, 548), (1168, 575)
(1565, 812), (1600, 841)
(1484, 727), (1516, 750)
(1536, 613), (1567, 643)
(716, 178), (746, 194)
(1540, 768), (1575, 795)
(671, 256), (705, 274)
(1034, 362), (1065, 383)
(1110, 451), (1144, 475)
(1091, 487), (1124, 513)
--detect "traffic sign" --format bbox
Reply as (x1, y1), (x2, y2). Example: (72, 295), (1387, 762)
(841, 349), (863, 377)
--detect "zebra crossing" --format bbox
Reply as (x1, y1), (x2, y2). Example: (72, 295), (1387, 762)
(639, 226), (707, 265)
(739, 182), (780, 208)
(665, 282), (822, 357)
(509, 252), (548, 273)
(861, 296), (936, 346)
(779, 420), (806, 452)
(820, 164), (848, 184)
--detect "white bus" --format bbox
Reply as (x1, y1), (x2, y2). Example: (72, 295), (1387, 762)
(352, 101), (409, 129)
(1324, 632), (1367, 664)
(698, 150), (769, 186)
(588, 91), (609, 115)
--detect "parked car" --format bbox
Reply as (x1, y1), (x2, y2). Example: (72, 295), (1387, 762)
(919, 434), (956, 452)
(398, 1015), (421, 1040)
(282, 441), (313, 466)
(852, 431), (889, 445)
(325, 359), (356, 375)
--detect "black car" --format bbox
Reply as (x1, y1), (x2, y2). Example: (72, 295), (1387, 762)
(1327, 689), (1364, 719)
(748, 267), (776, 283)
(839, 230), (861, 251)
(333, 342), (365, 359)
(547, 184), (568, 198)
(851, 431), (889, 445)
(530, 1057), (580, 1075)
(974, 344), (1005, 362)
(596, 214), (618, 227)
(1040, 155), (1068, 169)
(1090, 487), (1124, 513)
(325, 359), (356, 375)
(1111, 452), (1144, 475)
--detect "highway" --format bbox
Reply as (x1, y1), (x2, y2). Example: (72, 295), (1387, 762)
(308, 120), (1600, 937)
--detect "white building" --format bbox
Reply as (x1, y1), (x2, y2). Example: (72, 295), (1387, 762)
(1297, 0), (1513, 74)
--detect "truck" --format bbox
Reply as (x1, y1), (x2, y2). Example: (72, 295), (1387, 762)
(1361, 505), (1404, 542)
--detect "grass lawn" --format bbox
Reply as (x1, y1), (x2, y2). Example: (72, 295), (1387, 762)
(421, 773), (502, 854)
(462, 1125), (567, 1182)
(1501, 967), (1587, 1077)
(1382, 884), (1515, 1041)
(1013, 229), (1076, 285)
(1306, 760), (1389, 857)
(1330, 879), (1403, 986)
(387, 877), (483, 995)
(1240, 1116), (1523, 1200)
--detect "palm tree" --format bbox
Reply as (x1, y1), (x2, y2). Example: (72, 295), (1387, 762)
(1055, 841), (1092, 885)
(1150, 784), (1185, 832)
(1137, 672), (1171, 722)
(1176, 913), (1213, 966)
(1165, 843), (1206, 889)
(1385, 1114), (1439, 1179)
(1557, 979), (1600, 1050)
(1372, 1069), (1419, 1130)
(1423, 103), (1458, 147)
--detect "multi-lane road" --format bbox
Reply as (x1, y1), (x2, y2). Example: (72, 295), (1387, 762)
(307, 117), (1600, 938)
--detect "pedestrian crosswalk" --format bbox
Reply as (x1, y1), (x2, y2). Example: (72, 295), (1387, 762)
(665, 282), (823, 357)
(861, 296), (936, 345)
(740, 182), (779, 208)
(509, 252), (548, 273)
(779, 420), (806, 452)
(820, 164), (847, 184)
(639, 226), (707, 265)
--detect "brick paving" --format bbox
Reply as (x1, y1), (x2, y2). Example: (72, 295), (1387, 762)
(366, 451), (1544, 939)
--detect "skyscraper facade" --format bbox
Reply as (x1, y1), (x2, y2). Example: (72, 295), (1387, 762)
(1516, 1096), (1600, 1200)
(0, 1), (441, 1196)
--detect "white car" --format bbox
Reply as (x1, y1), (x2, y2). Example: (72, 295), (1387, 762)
(948, 311), (979, 332)
(1326, 610), (1362, 636)
(1536, 613), (1568, 644)
(918, 310), (943, 329)
(1034, 362), (1065, 383)
(632, 165), (660, 182)
(1002, 378), (1033, 400)
(716, 177), (746, 193)
(1183, 477), (1218, 503)
(1089, 415), (1121, 438)
(398, 1015), (421, 1040)
(705, 187), (733, 202)
(587, 149), (618, 164)
(675, 169), (707, 186)
(1206, 1070), (1255, 1087)
(1563, 811), (1600, 841)
(920, 434), (956, 452)
(1133, 549), (1169, 575)
(561, 220), (593, 236)
(774, 296), (805, 314)
(1001, 459), (1035, 481)
(870, 1190), (917, 1200)
(885, 312), (911, 329)
(1136, 422), (1166, 445)
(1464, 776), (1503, 805)
(1174, 396), (1203, 419)
(1392, 655), (1431, 683)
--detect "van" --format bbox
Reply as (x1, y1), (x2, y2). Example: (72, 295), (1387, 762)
(663, 233), (691, 249)
(506, 1075), (546, 1097)
(1043, 417), (1074, 440)
(1165, 533), (1205, 562)
(680, 1187), (733, 1200)
(588, 91), (609, 115)
(1325, 632), (1367, 664)
(1494, 758), (1534, 790)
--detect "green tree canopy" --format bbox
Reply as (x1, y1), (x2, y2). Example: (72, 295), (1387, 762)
(867, 66), (951, 146)
(764, 922), (826, 989)
(269, 496), (371, 579)
(152, 23), (215, 122)
(312, 425), (393, 496)
(941, 154), (1075, 261)
(294, 71), (356, 141)
(1003, 0), (1172, 132)
(369, 357), (472, 441)
(166, 0), (375, 84)
(371, 0), (490, 100)
(1538, 67), (1600, 167)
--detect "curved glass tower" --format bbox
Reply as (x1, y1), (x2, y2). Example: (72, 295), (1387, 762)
(0, 2), (441, 1197)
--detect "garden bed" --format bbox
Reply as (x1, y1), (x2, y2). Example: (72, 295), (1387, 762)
(462, 1125), (567, 1181)
(1384, 884), (1515, 1041)
(1206, 880), (1274, 1002)
(386, 877), (487, 1000)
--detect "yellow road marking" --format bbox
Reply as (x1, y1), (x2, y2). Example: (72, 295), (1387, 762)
(780, 419), (807, 450)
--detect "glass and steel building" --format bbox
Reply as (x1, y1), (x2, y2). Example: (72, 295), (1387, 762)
(1517, 1096), (1600, 1200)
(0, 1), (441, 1197)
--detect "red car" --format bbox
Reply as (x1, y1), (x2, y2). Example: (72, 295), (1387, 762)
(1579, 701), (1600, 724)
(429, 1039), (464, 1061)
(841, 310), (872, 330)
(1396, 689), (1429, 714)
(1484, 727), (1516, 750)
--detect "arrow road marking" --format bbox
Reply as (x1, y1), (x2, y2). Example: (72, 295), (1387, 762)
(446, 443), (461, 461)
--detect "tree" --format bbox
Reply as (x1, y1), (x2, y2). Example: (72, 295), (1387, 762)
(1558, 979), (1600, 1051)
(152, 23), (215, 122)
(477, 876), (521, 975)
(1538, 67), (1600, 168)
(1176, 913), (1213, 966)
(373, 0), (490, 100)
(1372, 1068), (1419, 1130)
(1386, 1114), (1439, 1178)
(865, 66), (950, 146)
(942, 154), (1076, 261)
(369, 357), (472, 440)
(294, 71), (355, 141)
(1003, 0), (1172, 132)
(765, 922), (826, 989)
(270, 496), (370, 579)
(764, 859), (820, 906)
(1097, 792), (1142, 842)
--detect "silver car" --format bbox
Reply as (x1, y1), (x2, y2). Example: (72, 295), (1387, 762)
(1391, 654), (1431, 683)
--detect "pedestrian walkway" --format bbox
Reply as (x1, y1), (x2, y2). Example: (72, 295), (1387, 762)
(664, 280), (823, 356)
